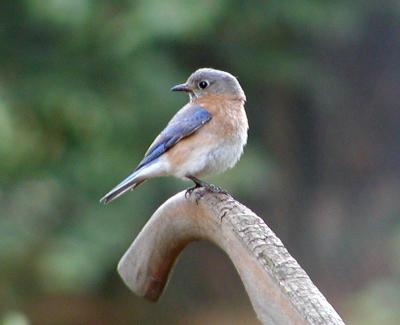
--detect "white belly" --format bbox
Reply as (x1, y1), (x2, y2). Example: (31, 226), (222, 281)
(172, 132), (247, 179)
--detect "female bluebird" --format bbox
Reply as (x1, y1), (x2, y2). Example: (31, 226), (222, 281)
(100, 68), (248, 204)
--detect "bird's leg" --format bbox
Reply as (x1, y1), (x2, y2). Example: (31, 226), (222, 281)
(185, 176), (204, 198)
(185, 176), (229, 198)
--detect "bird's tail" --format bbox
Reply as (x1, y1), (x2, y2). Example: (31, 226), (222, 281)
(100, 170), (145, 204)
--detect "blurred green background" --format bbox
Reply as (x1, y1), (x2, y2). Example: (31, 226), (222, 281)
(1, 0), (400, 324)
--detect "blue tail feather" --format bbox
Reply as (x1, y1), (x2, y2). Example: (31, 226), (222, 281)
(100, 169), (142, 204)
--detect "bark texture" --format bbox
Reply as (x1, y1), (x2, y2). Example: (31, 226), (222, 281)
(118, 188), (345, 325)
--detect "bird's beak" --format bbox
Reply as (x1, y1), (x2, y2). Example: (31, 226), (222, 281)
(171, 83), (190, 92)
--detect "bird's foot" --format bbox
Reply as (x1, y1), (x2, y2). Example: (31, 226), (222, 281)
(185, 183), (202, 198)
(185, 175), (205, 199)
(185, 176), (229, 202)
(202, 183), (228, 195)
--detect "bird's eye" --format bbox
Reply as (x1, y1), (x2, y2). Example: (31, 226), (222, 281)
(198, 80), (209, 89)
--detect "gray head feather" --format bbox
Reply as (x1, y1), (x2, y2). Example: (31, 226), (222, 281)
(186, 68), (246, 101)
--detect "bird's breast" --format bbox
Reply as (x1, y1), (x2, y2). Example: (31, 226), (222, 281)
(166, 96), (248, 178)
(196, 95), (248, 138)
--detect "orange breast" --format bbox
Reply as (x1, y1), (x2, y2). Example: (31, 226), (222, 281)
(194, 94), (248, 139)
(166, 94), (248, 175)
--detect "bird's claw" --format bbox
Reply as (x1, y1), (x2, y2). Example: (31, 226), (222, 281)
(185, 185), (198, 198)
(203, 183), (228, 195)
(185, 182), (229, 205)
(185, 175), (229, 204)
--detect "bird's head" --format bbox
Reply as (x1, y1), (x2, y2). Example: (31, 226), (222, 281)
(171, 68), (246, 102)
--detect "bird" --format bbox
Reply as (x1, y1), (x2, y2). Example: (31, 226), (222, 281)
(100, 68), (248, 204)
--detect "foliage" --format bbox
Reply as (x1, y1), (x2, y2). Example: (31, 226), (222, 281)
(1, 0), (400, 323)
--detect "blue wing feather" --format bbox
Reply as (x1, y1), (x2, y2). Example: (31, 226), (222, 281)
(135, 104), (212, 170)
(100, 104), (211, 204)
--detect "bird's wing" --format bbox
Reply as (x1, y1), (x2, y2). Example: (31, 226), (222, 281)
(136, 104), (212, 170)
(100, 104), (212, 204)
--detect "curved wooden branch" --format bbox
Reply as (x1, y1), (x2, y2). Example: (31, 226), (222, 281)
(118, 189), (344, 325)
